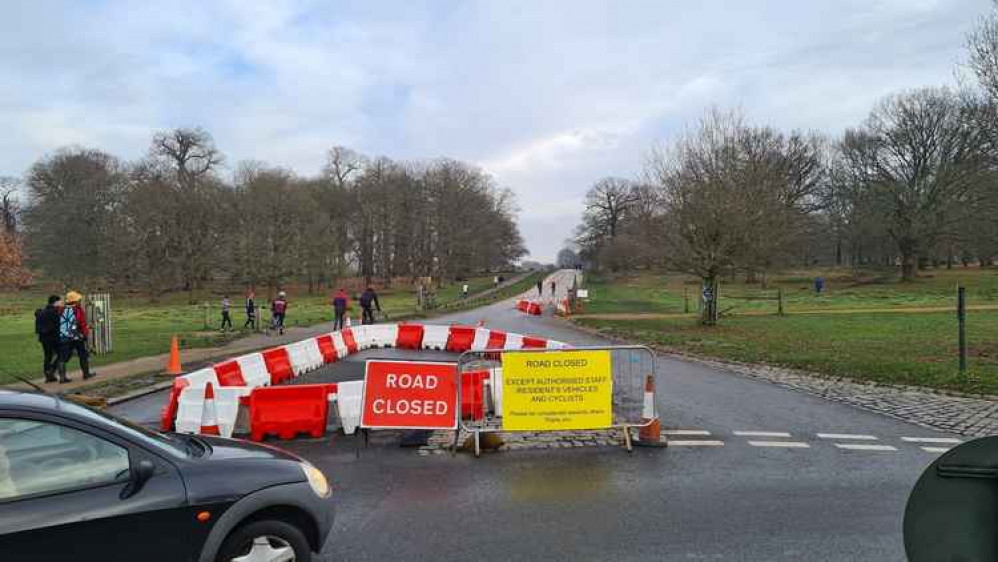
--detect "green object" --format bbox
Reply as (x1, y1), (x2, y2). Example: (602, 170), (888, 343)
(904, 436), (998, 561)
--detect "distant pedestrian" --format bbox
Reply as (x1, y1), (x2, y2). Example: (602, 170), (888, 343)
(332, 288), (349, 330)
(536, 280), (543, 296)
(494, 275), (500, 287)
(244, 291), (256, 329)
(35, 295), (62, 382)
(270, 291), (288, 335)
(56, 291), (95, 382)
(220, 296), (233, 331)
(462, 284), (469, 299)
(498, 275), (505, 284)
(814, 276), (825, 295)
(360, 286), (381, 325)
(550, 281), (556, 297)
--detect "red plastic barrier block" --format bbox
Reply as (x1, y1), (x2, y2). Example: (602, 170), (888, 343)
(249, 384), (337, 441)
(522, 336), (548, 349)
(447, 326), (476, 353)
(214, 360), (246, 386)
(315, 335), (338, 363)
(160, 377), (190, 431)
(487, 330), (507, 350)
(262, 347), (294, 385)
(396, 324), (425, 350)
(341, 328), (358, 353)
(461, 370), (490, 420)
(528, 302), (542, 316)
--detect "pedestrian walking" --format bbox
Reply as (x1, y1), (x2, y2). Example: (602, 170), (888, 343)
(360, 286), (381, 325)
(35, 295), (62, 382)
(536, 279), (543, 296)
(550, 281), (556, 297)
(494, 275), (499, 287)
(55, 291), (95, 382)
(332, 288), (349, 330)
(270, 291), (288, 335)
(220, 296), (233, 331)
(244, 291), (256, 329)
(814, 276), (825, 295)
(462, 283), (469, 299)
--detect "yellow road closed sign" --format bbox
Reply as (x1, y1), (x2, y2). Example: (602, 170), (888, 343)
(501, 350), (613, 431)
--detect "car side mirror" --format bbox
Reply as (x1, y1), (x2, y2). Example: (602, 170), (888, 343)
(120, 460), (155, 500)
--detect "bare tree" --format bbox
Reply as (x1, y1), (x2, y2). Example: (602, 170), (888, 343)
(967, 0), (998, 101)
(839, 88), (992, 281)
(0, 176), (20, 235)
(150, 127), (223, 183)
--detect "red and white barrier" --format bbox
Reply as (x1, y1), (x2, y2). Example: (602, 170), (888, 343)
(162, 322), (571, 439)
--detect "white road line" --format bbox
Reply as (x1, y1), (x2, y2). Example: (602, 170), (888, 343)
(835, 443), (898, 452)
(668, 440), (724, 447)
(663, 430), (712, 436)
(901, 437), (962, 444)
(921, 446), (951, 453)
(748, 441), (810, 448)
(733, 431), (792, 438)
(816, 433), (878, 440)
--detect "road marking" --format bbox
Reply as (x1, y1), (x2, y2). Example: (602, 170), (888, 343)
(901, 437), (962, 444)
(834, 443), (898, 452)
(733, 431), (792, 438)
(748, 441), (810, 448)
(921, 446), (951, 453)
(663, 430), (711, 436)
(816, 433), (878, 440)
(668, 440), (725, 447)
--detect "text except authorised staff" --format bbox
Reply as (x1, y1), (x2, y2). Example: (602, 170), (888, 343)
(502, 350), (613, 431)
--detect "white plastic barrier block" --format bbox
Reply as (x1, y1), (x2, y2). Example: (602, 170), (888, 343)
(367, 324), (399, 348)
(422, 325), (450, 350)
(236, 353), (270, 388)
(181, 367), (219, 389)
(330, 331), (349, 357)
(175, 386), (251, 438)
(546, 340), (569, 350)
(504, 333), (524, 350)
(350, 325), (374, 350)
(286, 339), (322, 375)
(470, 327), (491, 351)
(337, 380), (364, 435)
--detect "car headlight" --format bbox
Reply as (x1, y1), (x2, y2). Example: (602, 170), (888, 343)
(300, 462), (331, 498)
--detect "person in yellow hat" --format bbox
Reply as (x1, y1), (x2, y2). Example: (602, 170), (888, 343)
(55, 291), (95, 382)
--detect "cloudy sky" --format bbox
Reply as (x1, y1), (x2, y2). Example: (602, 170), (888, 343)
(0, 0), (989, 260)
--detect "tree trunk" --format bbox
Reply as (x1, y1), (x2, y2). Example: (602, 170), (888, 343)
(901, 253), (916, 282)
(835, 237), (842, 267)
(701, 276), (719, 326)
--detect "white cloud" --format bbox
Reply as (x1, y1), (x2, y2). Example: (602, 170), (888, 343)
(0, 0), (991, 260)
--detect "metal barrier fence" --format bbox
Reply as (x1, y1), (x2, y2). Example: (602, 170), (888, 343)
(456, 345), (656, 455)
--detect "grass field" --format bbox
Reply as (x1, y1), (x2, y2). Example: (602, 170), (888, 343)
(575, 267), (998, 394)
(0, 272), (536, 384)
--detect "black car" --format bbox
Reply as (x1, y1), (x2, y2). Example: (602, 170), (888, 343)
(0, 389), (334, 561)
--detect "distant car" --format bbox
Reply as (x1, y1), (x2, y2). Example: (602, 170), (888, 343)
(0, 389), (334, 561)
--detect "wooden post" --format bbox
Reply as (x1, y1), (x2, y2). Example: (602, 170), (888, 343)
(684, 287), (690, 314)
(203, 302), (209, 330)
(778, 288), (785, 316)
(958, 286), (967, 374)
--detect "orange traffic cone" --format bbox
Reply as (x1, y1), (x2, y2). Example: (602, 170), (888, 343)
(199, 382), (221, 436)
(636, 375), (666, 447)
(166, 335), (182, 375)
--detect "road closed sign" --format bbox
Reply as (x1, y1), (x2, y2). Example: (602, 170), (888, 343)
(361, 360), (458, 430)
(501, 350), (613, 431)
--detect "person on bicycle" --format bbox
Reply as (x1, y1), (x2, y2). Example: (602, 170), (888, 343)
(360, 286), (381, 325)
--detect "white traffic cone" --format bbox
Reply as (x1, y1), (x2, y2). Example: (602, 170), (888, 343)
(199, 382), (221, 436)
(345, 315), (352, 328)
(636, 375), (665, 447)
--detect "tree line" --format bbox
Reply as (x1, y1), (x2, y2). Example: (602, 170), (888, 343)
(571, 3), (998, 324)
(2, 129), (526, 297)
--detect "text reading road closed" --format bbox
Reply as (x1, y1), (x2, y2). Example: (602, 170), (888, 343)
(361, 360), (458, 429)
(502, 350), (612, 431)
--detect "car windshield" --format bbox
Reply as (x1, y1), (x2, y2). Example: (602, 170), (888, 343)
(58, 399), (193, 458)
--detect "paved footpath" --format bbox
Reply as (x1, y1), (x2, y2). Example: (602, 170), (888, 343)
(112, 269), (989, 561)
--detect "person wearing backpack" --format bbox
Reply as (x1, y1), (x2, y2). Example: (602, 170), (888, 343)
(271, 291), (288, 335)
(56, 291), (95, 382)
(35, 295), (62, 383)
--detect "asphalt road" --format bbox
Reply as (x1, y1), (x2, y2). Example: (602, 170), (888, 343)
(112, 269), (950, 561)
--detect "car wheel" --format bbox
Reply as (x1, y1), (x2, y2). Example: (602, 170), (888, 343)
(217, 519), (311, 562)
